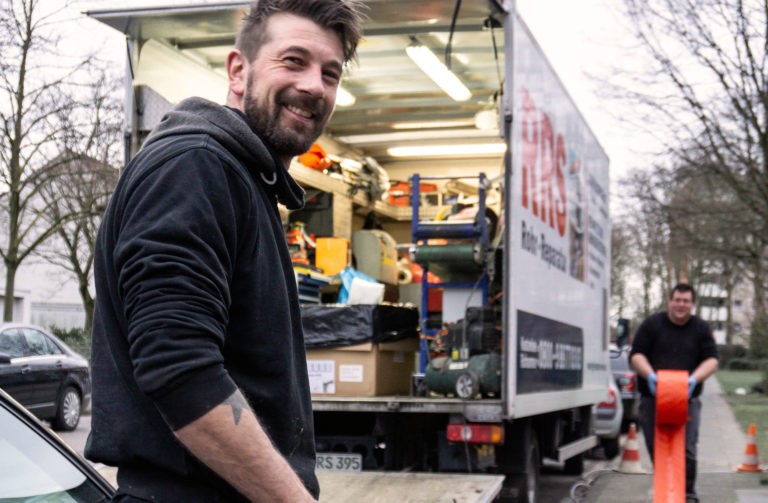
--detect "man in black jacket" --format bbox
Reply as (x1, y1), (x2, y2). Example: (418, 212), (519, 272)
(85, 1), (363, 501)
(630, 283), (719, 503)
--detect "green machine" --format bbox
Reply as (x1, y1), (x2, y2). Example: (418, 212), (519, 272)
(425, 352), (501, 399)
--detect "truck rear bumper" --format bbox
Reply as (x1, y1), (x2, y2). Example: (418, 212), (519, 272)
(312, 396), (504, 422)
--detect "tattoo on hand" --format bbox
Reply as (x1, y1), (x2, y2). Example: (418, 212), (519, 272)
(223, 391), (248, 425)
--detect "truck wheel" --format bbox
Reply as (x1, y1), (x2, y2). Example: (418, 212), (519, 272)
(497, 430), (539, 503)
(562, 406), (590, 475)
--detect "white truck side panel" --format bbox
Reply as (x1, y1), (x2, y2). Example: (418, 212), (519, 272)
(504, 14), (610, 418)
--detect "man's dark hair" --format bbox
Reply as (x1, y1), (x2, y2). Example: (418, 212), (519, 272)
(237, 0), (364, 64)
(670, 283), (696, 303)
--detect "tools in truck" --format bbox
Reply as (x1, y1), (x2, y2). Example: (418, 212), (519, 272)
(444, 307), (501, 355)
(425, 352), (501, 399)
(408, 173), (502, 398)
(425, 306), (502, 399)
(286, 221), (315, 265)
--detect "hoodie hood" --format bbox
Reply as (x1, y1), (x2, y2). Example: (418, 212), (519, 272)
(144, 97), (305, 210)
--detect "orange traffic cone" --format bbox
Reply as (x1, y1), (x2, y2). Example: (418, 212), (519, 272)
(618, 423), (646, 474)
(736, 423), (763, 472)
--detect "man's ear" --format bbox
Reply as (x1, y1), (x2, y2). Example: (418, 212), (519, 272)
(226, 49), (247, 101)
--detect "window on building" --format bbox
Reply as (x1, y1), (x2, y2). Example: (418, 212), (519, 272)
(734, 299), (742, 308)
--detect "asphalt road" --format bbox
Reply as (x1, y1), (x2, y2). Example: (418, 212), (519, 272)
(58, 414), (612, 502)
(58, 413), (91, 455)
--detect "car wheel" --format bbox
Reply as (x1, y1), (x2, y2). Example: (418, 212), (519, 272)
(602, 437), (620, 459)
(52, 386), (81, 431)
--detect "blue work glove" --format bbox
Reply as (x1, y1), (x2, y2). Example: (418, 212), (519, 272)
(647, 372), (658, 396)
(688, 375), (697, 399)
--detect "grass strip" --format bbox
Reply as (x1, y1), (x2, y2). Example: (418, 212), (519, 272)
(715, 370), (768, 461)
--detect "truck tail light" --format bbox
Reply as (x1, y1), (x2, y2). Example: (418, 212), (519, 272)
(597, 387), (617, 410)
(446, 423), (504, 444)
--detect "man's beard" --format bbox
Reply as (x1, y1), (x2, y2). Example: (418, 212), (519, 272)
(243, 76), (327, 159)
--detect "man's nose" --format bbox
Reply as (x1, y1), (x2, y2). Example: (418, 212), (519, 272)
(296, 67), (325, 98)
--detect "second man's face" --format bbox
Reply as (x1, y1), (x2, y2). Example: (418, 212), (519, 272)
(243, 13), (344, 161)
(667, 290), (694, 325)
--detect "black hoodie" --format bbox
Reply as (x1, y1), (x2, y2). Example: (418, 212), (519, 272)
(85, 97), (318, 501)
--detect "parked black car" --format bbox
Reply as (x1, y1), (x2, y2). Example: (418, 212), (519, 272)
(609, 344), (639, 431)
(0, 387), (113, 501)
(0, 323), (91, 431)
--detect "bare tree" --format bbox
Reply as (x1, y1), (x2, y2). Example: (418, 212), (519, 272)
(623, 155), (757, 345)
(38, 156), (118, 334)
(0, 0), (91, 321)
(36, 67), (121, 334)
(605, 0), (768, 353)
(610, 221), (633, 319)
(617, 0), (768, 277)
(620, 170), (671, 317)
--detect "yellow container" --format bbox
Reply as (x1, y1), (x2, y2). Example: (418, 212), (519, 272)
(315, 237), (349, 275)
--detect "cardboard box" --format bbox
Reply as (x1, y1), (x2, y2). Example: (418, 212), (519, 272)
(306, 339), (418, 397)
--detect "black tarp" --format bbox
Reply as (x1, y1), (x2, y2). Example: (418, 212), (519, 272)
(301, 303), (419, 349)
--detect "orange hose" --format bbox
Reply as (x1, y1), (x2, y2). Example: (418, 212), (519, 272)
(654, 370), (689, 503)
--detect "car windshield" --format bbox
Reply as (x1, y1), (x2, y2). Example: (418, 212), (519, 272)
(0, 404), (108, 502)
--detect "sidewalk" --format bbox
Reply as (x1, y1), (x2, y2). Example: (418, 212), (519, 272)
(584, 376), (768, 502)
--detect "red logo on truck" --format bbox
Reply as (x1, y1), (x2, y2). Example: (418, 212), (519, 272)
(520, 88), (567, 237)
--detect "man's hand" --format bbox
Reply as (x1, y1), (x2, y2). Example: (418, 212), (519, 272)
(647, 372), (658, 396)
(688, 375), (697, 399)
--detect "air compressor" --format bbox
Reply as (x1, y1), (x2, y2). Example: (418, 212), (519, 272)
(424, 307), (502, 398)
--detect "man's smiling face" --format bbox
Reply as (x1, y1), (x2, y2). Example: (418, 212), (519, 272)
(242, 13), (344, 159)
(668, 289), (694, 325)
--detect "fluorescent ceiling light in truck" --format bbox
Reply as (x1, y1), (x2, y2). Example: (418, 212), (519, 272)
(406, 44), (472, 102)
(387, 143), (506, 158)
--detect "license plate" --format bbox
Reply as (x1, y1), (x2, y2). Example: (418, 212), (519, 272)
(315, 452), (363, 472)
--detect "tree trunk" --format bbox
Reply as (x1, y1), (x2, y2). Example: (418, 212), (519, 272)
(3, 260), (18, 322)
(79, 281), (95, 336)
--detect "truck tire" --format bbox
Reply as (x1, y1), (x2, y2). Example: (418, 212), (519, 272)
(496, 422), (539, 503)
(516, 431), (540, 503)
(562, 406), (591, 475)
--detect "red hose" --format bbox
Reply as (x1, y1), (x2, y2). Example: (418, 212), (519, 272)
(654, 369), (689, 503)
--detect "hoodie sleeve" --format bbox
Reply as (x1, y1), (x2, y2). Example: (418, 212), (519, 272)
(113, 146), (251, 430)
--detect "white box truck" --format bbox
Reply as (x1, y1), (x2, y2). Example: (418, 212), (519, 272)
(307, 8), (611, 502)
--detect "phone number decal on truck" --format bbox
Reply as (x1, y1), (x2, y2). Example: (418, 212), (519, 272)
(516, 310), (583, 393)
